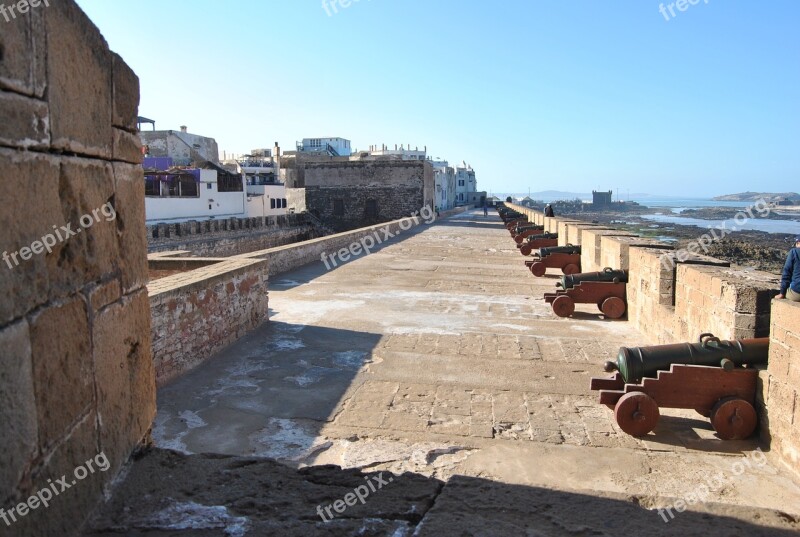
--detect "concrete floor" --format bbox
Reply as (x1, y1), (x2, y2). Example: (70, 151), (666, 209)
(96, 210), (800, 535)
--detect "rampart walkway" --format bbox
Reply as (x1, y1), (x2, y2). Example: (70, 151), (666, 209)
(87, 210), (800, 535)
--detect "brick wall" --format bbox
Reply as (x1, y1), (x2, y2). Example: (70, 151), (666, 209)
(149, 259), (269, 386)
(0, 2), (155, 534)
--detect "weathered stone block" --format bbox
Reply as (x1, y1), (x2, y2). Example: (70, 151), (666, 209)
(46, 0), (112, 157)
(29, 297), (92, 449)
(48, 158), (117, 294)
(0, 149), (61, 325)
(94, 289), (155, 475)
(0, 320), (38, 506)
(0, 7), (46, 96)
(111, 52), (139, 132)
(0, 91), (49, 148)
(114, 162), (149, 293)
(772, 299), (800, 336)
(112, 127), (143, 164)
(21, 414), (102, 537)
(767, 380), (797, 426)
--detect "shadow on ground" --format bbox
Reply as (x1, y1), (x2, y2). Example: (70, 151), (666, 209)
(83, 448), (800, 536)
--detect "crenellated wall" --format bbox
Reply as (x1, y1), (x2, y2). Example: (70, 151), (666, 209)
(761, 300), (800, 479)
(503, 203), (796, 476)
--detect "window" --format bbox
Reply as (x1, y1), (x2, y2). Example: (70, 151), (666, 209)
(144, 173), (200, 198)
(177, 177), (199, 197)
(207, 183), (212, 190)
(458, 180), (465, 186)
(270, 198), (276, 209)
(145, 177), (160, 196)
(365, 199), (378, 218)
(333, 199), (344, 216)
(282, 199), (287, 208)
(217, 173), (243, 192)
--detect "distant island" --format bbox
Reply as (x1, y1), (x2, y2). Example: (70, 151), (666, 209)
(713, 192), (800, 202)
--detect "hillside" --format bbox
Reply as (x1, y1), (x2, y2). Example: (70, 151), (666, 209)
(713, 191), (800, 202)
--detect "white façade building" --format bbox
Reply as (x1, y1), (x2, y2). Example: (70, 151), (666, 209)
(143, 158), (287, 224)
(297, 137), (352, 157)
(455, 161), (477, 205)
(431, 160), (456, 211)
(364, 144), (427, 161)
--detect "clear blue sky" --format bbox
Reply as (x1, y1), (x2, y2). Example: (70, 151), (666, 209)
(76, 0), (799, 198)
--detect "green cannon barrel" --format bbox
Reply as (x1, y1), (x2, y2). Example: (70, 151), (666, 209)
(526, 232), (558, 242)
(608, 334), (769, 383)
(514, 224), (545, 233)
(560, 268), (628, 289)
(539, 245), (581, 257)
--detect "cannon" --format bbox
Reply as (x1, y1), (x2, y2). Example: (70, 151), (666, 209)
(519, 233), (559, 256)
(511, 224), (543, 236)
(589, 334), (769, 439)
(513, 226), (547, 243)
(505, 218), (528, 231)
(543, 266), (626, 318)
(498, 207), (522, 221)
(528, 245), (582, 277)
(605, 333), (768, 384)
(560, 268), (628, 291)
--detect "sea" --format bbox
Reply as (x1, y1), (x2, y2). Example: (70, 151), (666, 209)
(498, 194), (800, 235)
(631, 197), (800, 235)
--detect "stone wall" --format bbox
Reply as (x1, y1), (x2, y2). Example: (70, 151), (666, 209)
(146, 214), (320, 257)
(299, 160), (436, 232)
(148, 259), (269, 386)
(0, 2), (155, 534)
(235, 210), (456, 276)
(502, 203), (795, 476)
(761, 300), (800, 479)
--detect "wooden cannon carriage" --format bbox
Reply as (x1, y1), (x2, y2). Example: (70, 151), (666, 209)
(589, 335), (767, 439)
(543, 268), (628, 319)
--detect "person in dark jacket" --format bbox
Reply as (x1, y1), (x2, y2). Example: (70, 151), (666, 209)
(778, 236), (800, 302)
(544, 204), (555, 217)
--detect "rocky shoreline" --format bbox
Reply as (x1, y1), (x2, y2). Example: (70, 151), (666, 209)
(560, 209), (797, 275)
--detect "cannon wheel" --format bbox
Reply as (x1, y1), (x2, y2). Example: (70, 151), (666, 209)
(562, 263), (580, 275)
(552, 295), (575, 318)
(710, 397), (757, 440)
(601, 297), (626, 319)
(530, 262), (547, 277)
(520, 244), (533, 256)
(614, 392), (660, 437)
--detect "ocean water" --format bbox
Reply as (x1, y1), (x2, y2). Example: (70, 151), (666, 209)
(641, 214), (800, 235)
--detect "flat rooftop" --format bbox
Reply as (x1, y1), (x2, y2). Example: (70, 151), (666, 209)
(87, 210), (800, 535)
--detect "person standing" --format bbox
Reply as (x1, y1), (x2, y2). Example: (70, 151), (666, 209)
(545, 204), (555, 217)
(778, 236), (800, 302)
(483, 199), (488, 216)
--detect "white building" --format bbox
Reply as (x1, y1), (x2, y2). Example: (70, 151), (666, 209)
(431, 160), (456, 211)
(297, 137), (351, 157)
(363, 144), (427, 161)
(144, 160), (286, 224)
(455, 161), (477, 205)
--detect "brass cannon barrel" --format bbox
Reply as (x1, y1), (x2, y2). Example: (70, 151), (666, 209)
(560, 268), (628, 289)
(606, 334), (769, 383)
(539, 245), (581, 257)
